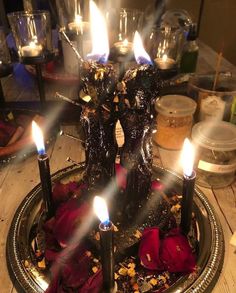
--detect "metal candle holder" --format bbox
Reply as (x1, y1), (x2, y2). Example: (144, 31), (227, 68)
(0, 27), (13, 107)
(8, 10), (55, 111)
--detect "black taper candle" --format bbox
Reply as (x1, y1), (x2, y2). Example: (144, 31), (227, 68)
(99, 221), (115, 293)
(180, 171), (196, 235)
(38, 153), (55, 218)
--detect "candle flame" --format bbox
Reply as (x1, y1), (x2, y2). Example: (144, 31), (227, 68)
(162, 54), (168, 62)
(75, 14), (82, 25)
(93, 196), (109, 225)
(181, 138), (195, 177)
(87, 0), (109, 63)
(123, 38), (128, 46)
(133, 31), (152, 65)
(32, 121), (45, 155)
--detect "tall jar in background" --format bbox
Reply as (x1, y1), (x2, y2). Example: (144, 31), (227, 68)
(154, 95), (197, 150)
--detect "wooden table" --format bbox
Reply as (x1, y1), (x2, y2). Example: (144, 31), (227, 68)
(0, 42), (236, 292)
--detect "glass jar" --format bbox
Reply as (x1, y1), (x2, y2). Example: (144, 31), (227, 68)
(154, 95), (197, 150)
(192, 121), (236, 188)
(187, 74), (236, 123)
(8, 11), (53, 61)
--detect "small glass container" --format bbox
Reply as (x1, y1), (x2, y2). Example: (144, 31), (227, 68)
(8, 11), (53, 62)
(154, 95), (197, 150)
(192, 121), (236, 188)
(187, 74), (236, 123)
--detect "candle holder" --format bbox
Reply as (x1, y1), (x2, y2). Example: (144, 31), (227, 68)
(8, 10), (55, 110)
(0, 27), (13, 107)
(146, 26), (184, 79)
(55, 0), (90, 76)
(108, 8), (144, 78)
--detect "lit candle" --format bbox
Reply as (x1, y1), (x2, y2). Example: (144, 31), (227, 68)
(32, 121), (54, 218)
(154, 54), (176, 70)
(87, 0), (109, 64)
(114, 38), (133, 55)
(133, 31), (152, 65)
(180, 138), (196, 235)
(93, 196), (115, 293)
(68, 14), (89, 33)
(21, 41), (42, 57)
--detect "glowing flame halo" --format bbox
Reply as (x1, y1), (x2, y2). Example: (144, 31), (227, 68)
(87, 1), (109, 63)
(32, 121), (45, 155)
(181, 138), (195, 178)
(133, 31), (152, 65)
(93, 196), (109, 225)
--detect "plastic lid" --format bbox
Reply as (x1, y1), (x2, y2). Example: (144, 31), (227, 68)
(192, 121), (236, 151)
(155, 95), (197, 117)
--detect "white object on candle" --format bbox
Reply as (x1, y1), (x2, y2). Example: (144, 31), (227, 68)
(21, 41), (42, 57)
(93, 196), (109, 225)
(181, 138), (195, 177)
(32, 121), (45, 155)
(154, 54), (176, 70)
(114, 39), (132, 55)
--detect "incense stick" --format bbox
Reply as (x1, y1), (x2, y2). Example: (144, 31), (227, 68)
(59, 29), (84, 64)
(212, 51), (223, 91)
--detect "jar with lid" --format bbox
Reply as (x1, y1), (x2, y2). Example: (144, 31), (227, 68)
(192, 121), (236, 188)
(154, 95), (197, 150)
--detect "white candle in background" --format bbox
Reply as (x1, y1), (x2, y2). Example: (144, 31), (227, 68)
(155, 54), (176, 70)
(21, 41), (42, 57)
(114, 38), (132, 55)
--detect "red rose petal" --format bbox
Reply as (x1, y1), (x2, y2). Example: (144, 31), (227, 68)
(160, 228), (196, 273)
(151, 180), (164, 191)
(80, 269), (103, 293)
(115, 163), (127, 190)
(139, 227), (163, 270)
(53, 198), (90, 247)
(52, 181), (78, 205)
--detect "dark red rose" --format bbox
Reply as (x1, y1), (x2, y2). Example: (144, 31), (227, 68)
(160, 228), (196, 273)
(80, 269), (103, 293)
(138, 227), (163, 270)
(52, 181), (78, 205)
(139, 227), (196, 273)
(53, 198), (90, 247)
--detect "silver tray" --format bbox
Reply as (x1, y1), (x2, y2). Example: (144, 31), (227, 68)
(7, 163), (224, 292)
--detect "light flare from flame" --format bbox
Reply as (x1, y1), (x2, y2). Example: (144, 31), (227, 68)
(162, 54), (168, 62)
(133, 31), (152, 65)
(32, 121), (45, 155)
(93, 196), (109, 225)
(181, 138), (195, 177)
(87, 0), (109, 63)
